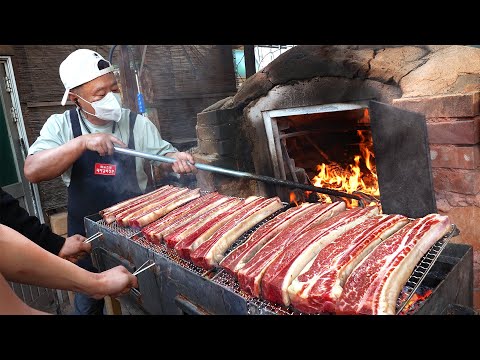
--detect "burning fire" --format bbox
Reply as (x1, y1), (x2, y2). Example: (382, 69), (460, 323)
(309, 128), (380, 208)
(399, 288), (433, 315)
(290, 192), (299, 206)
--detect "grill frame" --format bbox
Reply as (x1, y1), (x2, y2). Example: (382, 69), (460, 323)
(85, 209), (460, 315)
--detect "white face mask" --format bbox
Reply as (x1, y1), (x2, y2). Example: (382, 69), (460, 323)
(73, 92), (122, 122)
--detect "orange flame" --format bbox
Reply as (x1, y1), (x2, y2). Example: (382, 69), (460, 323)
(311, 128), (380, 208)
(289, 192), (299, 206)
(401, 289), (433, 314)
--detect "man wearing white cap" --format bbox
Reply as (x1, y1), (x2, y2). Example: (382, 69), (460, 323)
(24, 48), (196, 315)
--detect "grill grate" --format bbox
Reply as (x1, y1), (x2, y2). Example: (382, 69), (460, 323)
(131, 236), (208, 276)
(211, 270), (297, 315)
(222, 203), (291, 258)
(97, 219), (142, 238)
(395, 224), (459, 315)
(93, 212), (458, 315)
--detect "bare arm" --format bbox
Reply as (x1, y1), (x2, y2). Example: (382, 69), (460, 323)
(0, 273), (49, 315)
(0, 224), (137, 298)
(24, 133), (127, 183)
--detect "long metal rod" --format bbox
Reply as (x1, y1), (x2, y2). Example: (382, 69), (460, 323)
(114, 147), (365, 203)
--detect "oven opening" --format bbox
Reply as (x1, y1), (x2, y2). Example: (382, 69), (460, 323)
(263, 103), (380, 208)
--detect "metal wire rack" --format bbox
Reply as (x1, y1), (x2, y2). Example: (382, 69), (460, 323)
(222, 202), (291, 258)
(93, 208), (459, 315)
(97, 219), (142, 238)
(395, 224), (459, 315)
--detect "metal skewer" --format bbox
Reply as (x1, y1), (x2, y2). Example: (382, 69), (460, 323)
(113, 146), (367, 206)
(132, 260), (156, 276)
(84, 232), (102, 243)
(134, 260), (150, 274)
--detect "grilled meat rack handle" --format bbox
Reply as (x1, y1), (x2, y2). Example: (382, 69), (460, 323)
(114, 147), (367, 205)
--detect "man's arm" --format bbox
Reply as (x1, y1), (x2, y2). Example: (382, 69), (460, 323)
(0, 224), (138, 298)
(24, 133), (126, 183)
(0, 273), (49, 315)
(24, 137), (86, 183)
(0, 188), (91, 261)
(0, 188), (65, 255)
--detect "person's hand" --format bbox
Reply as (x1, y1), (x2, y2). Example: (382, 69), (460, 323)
(166, 152), (197, 174)
(90, 266), (138, 299)
(58, 234), (91, 263)
(82, 133), (126, 156)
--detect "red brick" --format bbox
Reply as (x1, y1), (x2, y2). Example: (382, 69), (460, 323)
(475, 250), (480, 288)
(445, 208), (480, 302)
(430, 145), (480, 169)
(432, 169), (480, 194)
(474, 290), (480, 311)
(393, 92), (480, 118)
(427, 119), (480, 145)
(444, 207), (480, 252)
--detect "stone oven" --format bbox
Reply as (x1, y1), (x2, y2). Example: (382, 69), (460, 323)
(193, 45), (480, 310)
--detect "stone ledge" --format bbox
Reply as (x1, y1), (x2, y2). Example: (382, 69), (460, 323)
(196, 123), (238, 141)
(197, 139), (236, 156)
(393, 92), (480, 118)
(197, 108), (239, 127)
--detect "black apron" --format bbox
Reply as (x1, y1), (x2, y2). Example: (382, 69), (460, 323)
(67, 109), (142, 236)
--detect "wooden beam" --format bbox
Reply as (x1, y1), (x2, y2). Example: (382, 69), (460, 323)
(244, 45), (256, 78)
(118, 45), (137, 112)
(27, 101), (74, 108)
(0, 46), (15, 56)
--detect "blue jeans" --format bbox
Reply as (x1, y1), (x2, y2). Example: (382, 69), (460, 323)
(73, 255), (105, 315)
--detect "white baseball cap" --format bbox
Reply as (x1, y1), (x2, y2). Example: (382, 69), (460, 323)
(59, 49), (114, 106)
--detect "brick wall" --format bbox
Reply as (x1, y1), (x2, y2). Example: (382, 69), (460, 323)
(394, 91), (480, 310)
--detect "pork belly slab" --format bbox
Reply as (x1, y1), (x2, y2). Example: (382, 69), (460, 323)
(142, 193), (231, 244)
(220, 203), (316, 276)
(336, 213), (451, 315)
(100, 185), (172, 216)
(169, 197), (245, 255)
(190, 197), (284, 270)
(102, 185), (173, 224)
(116, 187), (186, 226)
(260, 205), (380, 306)
(129, 188), (201, 228)
(237, 201), (347, 298)
(288, 214), (409, 314)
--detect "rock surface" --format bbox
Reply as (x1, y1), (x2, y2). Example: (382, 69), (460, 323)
(202, 45), (480, 113)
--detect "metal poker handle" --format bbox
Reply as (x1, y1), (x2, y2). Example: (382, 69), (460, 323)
(113, 147), (366, 204)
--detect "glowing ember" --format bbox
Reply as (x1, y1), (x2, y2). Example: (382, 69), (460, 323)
(399, 288), (433, 315)
(311, 128), (379, 208)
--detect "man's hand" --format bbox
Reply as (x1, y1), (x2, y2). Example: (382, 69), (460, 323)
(166, 152), (197, 174)
(89, 266), (139, 299)
(58, 234), (91, 263)
(82, 133), (126, 156)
